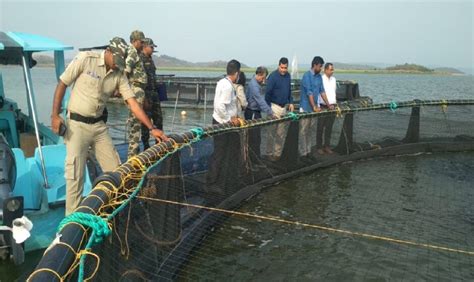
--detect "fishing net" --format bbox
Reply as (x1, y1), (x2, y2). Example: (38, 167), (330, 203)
(28, 99), (474, 281)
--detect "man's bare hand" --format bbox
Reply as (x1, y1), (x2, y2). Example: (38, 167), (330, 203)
(313, 106), (322, 113)
(328, 104), (335, 110)
(230, 116), (240, 126)
(51, 114), (64, 134)
(151, 129), (169, 142)
(288, 104), (295, 112)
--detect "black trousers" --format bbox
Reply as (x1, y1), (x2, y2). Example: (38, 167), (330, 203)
(244, 108), (262, 120)
(141, 97), (163, 150)
(244, 108), (262, 159)
(316, 106), (336, 148)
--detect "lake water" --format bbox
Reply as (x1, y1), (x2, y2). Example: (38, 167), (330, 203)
(0, 66), (472, 140)
(181, 152), (474, 281)
(0, 66), (472, 280)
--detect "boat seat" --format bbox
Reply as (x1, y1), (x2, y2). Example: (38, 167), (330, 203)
(34, 144), (66, 169)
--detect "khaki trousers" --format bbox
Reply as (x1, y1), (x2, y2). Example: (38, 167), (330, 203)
(298, 117), (317, 156)
(265, 103), (288, 158)
(64, 118), (120, 215)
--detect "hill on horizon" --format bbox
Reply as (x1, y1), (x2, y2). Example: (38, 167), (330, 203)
(386, 63), (434, 73)
(34, 54), (464, 74)
(153, 54), (249, 69)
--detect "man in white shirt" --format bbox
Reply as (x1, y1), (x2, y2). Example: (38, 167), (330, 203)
(317, 62), (337, 154)
(212, 60), (241, 125)
(206, 60), (242, 202)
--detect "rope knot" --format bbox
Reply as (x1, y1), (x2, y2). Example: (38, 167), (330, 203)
(237, 117), (246, 127)
(287, 111), (299, 121)
(58, 212), (111, 246)
(335, 105), (343, 118)
(190, 127), (204, 140)
(389, 101), (398, 112)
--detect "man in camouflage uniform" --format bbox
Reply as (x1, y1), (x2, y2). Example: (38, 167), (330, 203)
(125, 30), (148, 158)
(51, 37), (168, 215)
(140, 38), (163, 150)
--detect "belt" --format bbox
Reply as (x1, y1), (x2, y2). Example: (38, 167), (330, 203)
(132, 82), (146, 89)
(274, 103), (286, 108)
(70, 112), (105, 124)
(247, 108), (261, 113)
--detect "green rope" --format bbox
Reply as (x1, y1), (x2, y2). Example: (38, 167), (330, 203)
(287, 111), (299, 121)
(190, 127), (204, 140)
(389, 101), (398, 112)
(76, 125), (208, 281)
(70, 98), (474, 281)
(58, 212), (111, 246)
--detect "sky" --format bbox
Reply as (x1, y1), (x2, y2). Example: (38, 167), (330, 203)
(0, 0), (473, 72)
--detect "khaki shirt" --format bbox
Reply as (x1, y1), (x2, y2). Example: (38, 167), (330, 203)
(125, 45), (147, 86)
(60, 51), (135, 118)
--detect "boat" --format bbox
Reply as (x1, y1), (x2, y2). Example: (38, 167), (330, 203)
(0, 32), (95, 264)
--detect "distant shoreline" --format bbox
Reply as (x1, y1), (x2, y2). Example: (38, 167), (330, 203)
(155, 66), (469, 76)
(5, 64), (468, 76)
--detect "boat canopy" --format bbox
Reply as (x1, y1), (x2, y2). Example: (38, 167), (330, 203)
(0, 31), (73, 66)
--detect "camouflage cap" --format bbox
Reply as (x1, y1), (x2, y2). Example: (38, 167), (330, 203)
(130, 30), (145, 42)
(143, 38), (157, 47)
(108, 37), (128, 71)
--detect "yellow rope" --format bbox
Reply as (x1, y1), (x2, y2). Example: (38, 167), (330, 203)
(335, 105), (343, 118)
(135, 196), (474, 256)
(74, 205), (97, 215)
(441, 99), (448, 113)
(237, 117), (246, 127)
(63, 249), (101, 281)
(84, 194), (105, 206)
(27, 268), (63, 282)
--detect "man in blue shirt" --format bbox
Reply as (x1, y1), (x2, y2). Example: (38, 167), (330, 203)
(265, 57), (294, 115)
(300, 56), (326, 113)
(299, 56), (333, 157)
(244, 66), (273, 161)
(264, 57), (294, 160)
(245, 66), (273, 120)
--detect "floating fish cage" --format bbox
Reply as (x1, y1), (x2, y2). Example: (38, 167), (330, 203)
(29, 99), (474, 281)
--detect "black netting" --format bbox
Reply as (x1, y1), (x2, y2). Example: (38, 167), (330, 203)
(29, 100), (474, 281)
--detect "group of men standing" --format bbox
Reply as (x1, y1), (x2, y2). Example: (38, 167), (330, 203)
(212, 55), (338, 161)
(51, 30), (166, 215)
(52, 29), (337, 214)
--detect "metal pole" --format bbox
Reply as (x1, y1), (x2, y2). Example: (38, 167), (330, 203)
(21, 54), (49, 188)
(171, 87), (180, 132)
(203, 88), (207, 126)
(196, 83), (199, 104)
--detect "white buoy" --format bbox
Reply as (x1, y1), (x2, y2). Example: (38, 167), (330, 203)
(181, 110), (187, 116)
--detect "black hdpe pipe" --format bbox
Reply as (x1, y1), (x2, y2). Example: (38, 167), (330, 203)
(27, 132), (196, 281)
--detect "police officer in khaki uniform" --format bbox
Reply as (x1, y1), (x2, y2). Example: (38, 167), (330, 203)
(140, 38), (164, 150)
(51, 37), (168, 215)
(125, 30), (148, 159)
